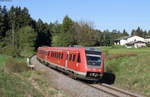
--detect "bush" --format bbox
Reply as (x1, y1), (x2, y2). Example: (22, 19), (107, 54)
(111, 45), (125, 49)
(5, 58), (29, 73)
(146, 43), (150, 47)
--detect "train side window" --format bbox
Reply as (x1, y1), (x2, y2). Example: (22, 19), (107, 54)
(77, 53), (81, 63)
(51, 52), (52, 57)
(66, 54), (68, 60)
(73, 55), (76, 61)
(54, 52), (56, 58)
(50, 52), (52, 56)
(52, 52), (54, 57)
(57, 53), (59, 58)
(59, 53), (61, 59)
(61, 53), (63, 59)
(69, 54), (72, 61)
(58, 53), (60, 59)
(55, 52), (57, 58)
(48, 52), (50, 56)
(56, 53), (58, 58)
(51, 52), (54, 57)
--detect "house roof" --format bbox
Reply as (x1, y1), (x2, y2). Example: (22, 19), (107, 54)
(115, 35), (145, 41)
(126, 41), (145, 45)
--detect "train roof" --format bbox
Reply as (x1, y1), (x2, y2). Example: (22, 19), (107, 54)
(38, 46), (101, 52)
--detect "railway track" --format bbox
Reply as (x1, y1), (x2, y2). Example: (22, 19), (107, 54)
(88, 83), (141, 97)
(30, 55), (142, 97)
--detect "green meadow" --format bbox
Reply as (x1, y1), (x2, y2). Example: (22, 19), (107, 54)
(99, 47), (150, 97)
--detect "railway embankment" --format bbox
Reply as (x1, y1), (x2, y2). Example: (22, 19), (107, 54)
(101, 47), (150, 97)
(0, 55), (69, 97)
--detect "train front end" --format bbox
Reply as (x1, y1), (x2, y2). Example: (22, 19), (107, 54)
(85, 48), (104, 80)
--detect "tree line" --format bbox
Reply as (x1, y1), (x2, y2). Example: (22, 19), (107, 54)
(0, 6), (150, 57)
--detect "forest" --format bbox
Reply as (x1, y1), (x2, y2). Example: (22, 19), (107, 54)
(0, 6), (150, 57)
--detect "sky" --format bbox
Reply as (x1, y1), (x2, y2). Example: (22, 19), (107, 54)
(0, 0), (150, 33)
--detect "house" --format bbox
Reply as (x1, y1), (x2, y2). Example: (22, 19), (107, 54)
(114, 36), (130, 45)
(144, 36), (150, 43)
(125, 41), (146, 48)
(114, 36), (146, 48)
(127, 36), (145, 43)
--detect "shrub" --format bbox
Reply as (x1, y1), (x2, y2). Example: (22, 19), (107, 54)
(111, 45), (126, 49)
(146, 43), (150, 47)
(5, 58), (29, 73)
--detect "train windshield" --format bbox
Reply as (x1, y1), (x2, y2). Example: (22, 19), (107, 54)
(86, 55), (101, 67)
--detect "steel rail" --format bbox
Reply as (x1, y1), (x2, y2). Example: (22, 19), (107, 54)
(100, 84), (141, 97)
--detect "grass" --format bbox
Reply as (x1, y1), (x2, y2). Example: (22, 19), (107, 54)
(98, 47), (150, 97)
(0, 54), (43, 97)
(0, 54), (70, 97)
(0, 72), (44, 97)
(0, 55), (7, 69)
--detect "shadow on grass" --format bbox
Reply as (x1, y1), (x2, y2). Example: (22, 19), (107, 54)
(99, 72), (116, 84)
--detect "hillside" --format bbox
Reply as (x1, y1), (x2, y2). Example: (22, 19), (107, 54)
(100, 47), (150, 97)
(0, 55), (69, 97)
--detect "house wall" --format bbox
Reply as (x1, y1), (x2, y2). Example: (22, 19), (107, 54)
(120, 40), (128, 45)
(134, 43), (146, 48)
(127, 36), (144, 43)
(144, 38), (150, 43)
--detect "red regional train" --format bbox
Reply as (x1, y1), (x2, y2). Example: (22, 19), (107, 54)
(36, 46), (104, 80)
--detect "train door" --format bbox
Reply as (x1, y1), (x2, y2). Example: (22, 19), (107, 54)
(65, 51), (69, 68)
(68, 52), (79, 71)
(47, 51), (51, 61)
(75, 52), (81, 71)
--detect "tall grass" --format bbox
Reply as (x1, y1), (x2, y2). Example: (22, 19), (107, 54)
(0, 55), (44, 97)
(0, 55), (69, 97)
(5, 57), (29, 73)
(0, 72), (44, 97)
(100, 47), (150, 97)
